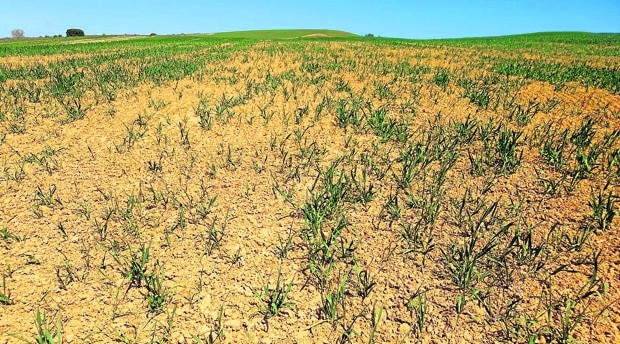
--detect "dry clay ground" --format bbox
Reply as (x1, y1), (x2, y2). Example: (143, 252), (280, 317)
(0, 41), (619, 343)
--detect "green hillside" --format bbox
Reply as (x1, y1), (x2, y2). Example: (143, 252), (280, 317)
(421, 31), (619, 46)
(210, 29), (358, 39)
(1, 30), (618, 57)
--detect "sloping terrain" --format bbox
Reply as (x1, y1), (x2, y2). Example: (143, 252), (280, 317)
(0, 33), (619, 343)
(212, 29), (358, 39)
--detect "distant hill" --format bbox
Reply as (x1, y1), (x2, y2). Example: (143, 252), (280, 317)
(208, 29), (358, 39)
(419, 31), (620, 46)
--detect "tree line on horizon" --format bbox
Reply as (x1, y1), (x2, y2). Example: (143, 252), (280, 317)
(9, 28), (85, 39)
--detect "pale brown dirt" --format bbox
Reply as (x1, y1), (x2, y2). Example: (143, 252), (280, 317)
(0, 41), (619, 343)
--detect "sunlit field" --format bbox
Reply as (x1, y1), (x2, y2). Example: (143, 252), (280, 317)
(1, 31), (619, 343)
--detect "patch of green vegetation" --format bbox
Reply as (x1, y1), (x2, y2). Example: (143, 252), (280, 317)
(0, 30), (357, 57)
(428, 32), (620, 46)
(494, 59), (620, 94)
(2, 31), (618, 58)
(363, 32), (620, 58)
(0, 35), (245, 56)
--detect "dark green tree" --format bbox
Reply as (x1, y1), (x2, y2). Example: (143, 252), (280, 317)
(66, 29), (85, 37)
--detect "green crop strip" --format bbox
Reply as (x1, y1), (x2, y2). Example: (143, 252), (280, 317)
(494, 59), (620, 94)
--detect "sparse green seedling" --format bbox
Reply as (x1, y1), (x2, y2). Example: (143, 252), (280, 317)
(408, 289), (428, 336)
(432, 68), (450, 91)
(142, 261), (172, 314)
(496, 128), (522, 173)
(352, 263), (376, 300)
(192, 306), (224, 343)
(321, 272), (348, 324)
(0, 274), (13, 305)
(110, 243), (150, 289)
(195, 98), (213, 130)
(1, 226), (24, 244)
(25, 309), (63, 344)
(253, 270), (294, 318)
(179, 120), (191, 146)
(204, 213), (228, 256)
(588, 182), (617, 231)
(34, 184), (61, 207)
(275, 227), (296, 259)
(368, 303), (383, 344)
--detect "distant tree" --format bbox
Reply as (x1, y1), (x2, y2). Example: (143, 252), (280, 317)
(66, 28), (85, 37)
(365, 33), (375, 38)
(11, 29), (25, 38)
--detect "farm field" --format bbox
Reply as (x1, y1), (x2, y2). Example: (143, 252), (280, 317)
(0, 30), (619, 343)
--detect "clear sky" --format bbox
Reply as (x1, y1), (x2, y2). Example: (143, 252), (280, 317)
(1, 0), (619, 39)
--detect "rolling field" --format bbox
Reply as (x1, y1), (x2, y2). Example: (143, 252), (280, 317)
(211, 29), (358, 39)
(0, 31), (619, 343)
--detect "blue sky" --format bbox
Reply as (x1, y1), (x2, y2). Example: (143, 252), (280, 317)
(1, 0), (619, 39)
